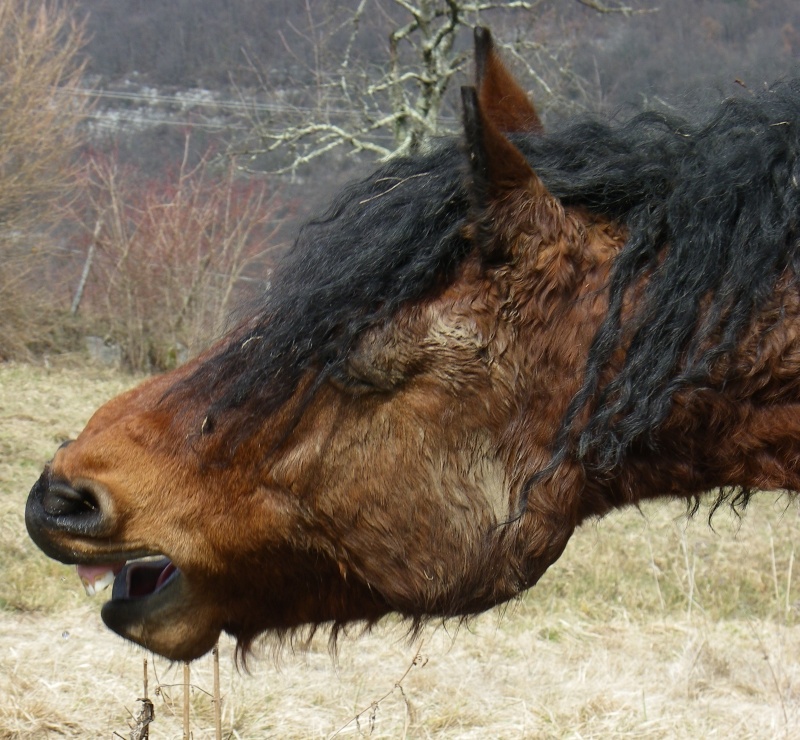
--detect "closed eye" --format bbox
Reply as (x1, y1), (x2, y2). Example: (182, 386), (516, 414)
(327, 362), (383, 395)
(328, 321), (419, 394)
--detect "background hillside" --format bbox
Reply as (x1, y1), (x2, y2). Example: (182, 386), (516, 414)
(75, 0), (800, 173)
(75, 0), (799, 93)
(1, 0), (799, 367)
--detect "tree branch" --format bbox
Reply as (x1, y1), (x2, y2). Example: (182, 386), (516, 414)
(235, 0), (649, 174)
(575, 0), (655, 15)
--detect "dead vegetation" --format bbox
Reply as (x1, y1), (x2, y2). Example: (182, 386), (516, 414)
(2, 363), (800, 738)
(0, 0), (88, 362)
(70, 144), (285, 372)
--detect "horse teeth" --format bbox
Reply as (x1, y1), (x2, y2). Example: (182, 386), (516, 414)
(77, 566), (116, 597)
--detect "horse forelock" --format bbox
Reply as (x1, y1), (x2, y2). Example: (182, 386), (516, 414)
(178, 81), (800, 466)
(178, 145), (474, 441)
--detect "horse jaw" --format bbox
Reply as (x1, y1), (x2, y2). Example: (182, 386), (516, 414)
(101, 569), (221, 661)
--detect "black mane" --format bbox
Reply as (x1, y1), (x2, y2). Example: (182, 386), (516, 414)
(530, 81), (800, 471)
(188, 80), (800, 470)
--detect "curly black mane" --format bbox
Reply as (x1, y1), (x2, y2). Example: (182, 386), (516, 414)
(530, 81), (800, 471)
(188, 80), (800, 470)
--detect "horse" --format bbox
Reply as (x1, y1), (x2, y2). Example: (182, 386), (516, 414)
(26, 28), (800, 663)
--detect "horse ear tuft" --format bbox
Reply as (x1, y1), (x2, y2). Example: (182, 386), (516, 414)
(473, 26), (543, 135)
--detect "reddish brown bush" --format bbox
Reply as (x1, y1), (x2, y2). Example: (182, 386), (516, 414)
(72, 144), (289, 371)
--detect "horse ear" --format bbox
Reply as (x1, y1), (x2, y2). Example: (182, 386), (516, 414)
(462, 85), (535, 197)
(474, 26), (543, 134)
(462, 85), (558, 262)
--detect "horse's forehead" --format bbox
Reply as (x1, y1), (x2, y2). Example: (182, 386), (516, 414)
(426, 308), (483, 344)
(374, 261), (496, 349)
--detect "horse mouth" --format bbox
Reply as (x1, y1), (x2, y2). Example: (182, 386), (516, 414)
(26, 472), (222, 660)
(111, 556), (179, 599)
(76, 554), (183, 635)
(99, 557), (181, 642)
(75, 554), (220, 661)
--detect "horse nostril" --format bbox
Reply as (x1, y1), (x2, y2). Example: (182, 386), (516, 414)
(42, 482), (99, 518)
(27, 474), (114, 554)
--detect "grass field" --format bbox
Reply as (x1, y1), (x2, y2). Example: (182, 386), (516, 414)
(2, 362), (799, 738)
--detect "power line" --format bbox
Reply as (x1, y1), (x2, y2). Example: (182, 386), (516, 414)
(67, 86), (265, 112)
(60, 86), (461, 123)
(83, 111), (247, 131)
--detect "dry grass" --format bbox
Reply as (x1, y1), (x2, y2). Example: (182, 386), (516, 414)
(2, 362), (800, 738)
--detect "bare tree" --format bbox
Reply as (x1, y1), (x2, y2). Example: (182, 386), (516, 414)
(0, 0), (88, 360)
(235, 0), (647, 175)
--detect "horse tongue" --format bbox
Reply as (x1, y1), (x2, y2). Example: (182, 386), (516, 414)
(77, 563), (125, 596)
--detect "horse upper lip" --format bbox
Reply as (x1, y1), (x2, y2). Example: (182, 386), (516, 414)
(26, 521), (160, 567)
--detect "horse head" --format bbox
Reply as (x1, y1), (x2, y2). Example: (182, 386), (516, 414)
(26, 29), (800, 661)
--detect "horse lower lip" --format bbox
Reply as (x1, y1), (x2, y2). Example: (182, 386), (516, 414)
(101, 570), (219, 661)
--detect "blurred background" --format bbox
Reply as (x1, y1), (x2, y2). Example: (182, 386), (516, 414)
(1, 0), (798, 371)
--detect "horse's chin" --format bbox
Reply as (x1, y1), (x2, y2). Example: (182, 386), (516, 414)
(101, 565), (221, 661)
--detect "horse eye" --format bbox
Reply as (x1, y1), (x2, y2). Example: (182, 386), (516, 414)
(328, 361), (381, 394)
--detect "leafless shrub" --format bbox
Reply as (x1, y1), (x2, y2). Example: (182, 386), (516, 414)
(0, 0), (88, 360)
(72, 142), (287, 371)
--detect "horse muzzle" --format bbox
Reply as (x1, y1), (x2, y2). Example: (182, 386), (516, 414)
(26, 466), (223, 661)
(25, 469), (121, 563)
